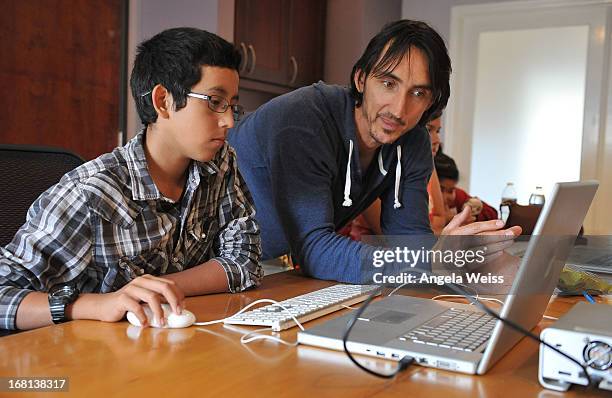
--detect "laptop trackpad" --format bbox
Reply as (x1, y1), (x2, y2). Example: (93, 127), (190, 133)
(369, 310), (415, 324)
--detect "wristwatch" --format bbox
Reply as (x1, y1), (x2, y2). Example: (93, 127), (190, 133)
(48, 284), (80, 324)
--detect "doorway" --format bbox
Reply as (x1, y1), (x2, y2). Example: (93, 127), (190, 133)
(446, 0), (611, 233)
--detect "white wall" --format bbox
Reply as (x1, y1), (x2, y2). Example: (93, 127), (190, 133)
(438, 0), (612, 234)
(126, 0), (228, 138)
(138, 0), (218, 42)
(401, 0), (514, 146)
(401, 0), (512, 42)
(470, 26), (589, 207)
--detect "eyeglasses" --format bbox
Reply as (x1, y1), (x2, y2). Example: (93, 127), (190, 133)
(139, 90), (245, 121)
(187, 92), (244, 122)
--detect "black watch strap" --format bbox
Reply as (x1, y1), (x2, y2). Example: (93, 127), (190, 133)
(49, 299), (67, 324)
(48, 285), (80, 324)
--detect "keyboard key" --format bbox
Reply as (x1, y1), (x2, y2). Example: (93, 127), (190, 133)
(422, 316), (450, 328)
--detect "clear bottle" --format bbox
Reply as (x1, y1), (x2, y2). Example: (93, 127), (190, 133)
(529, 186), (545, 206)
(500, 182), (517, 223)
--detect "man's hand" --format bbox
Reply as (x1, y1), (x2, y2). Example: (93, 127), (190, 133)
(436, 206), (522, 271)
(95, 275), (185, 327)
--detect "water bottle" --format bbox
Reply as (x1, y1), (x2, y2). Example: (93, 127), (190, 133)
(500, 182), (517, 223)
(529, 186), (545, 206)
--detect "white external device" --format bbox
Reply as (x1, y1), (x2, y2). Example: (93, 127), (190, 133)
(539, 301), (612, 391)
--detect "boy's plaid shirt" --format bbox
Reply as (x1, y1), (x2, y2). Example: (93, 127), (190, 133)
(0, 132), (262, 329)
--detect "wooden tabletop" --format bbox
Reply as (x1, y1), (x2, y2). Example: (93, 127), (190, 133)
(0, 271), (607, 397)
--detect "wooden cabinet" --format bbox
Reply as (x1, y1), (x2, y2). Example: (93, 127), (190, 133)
(0, 0), (125, 160)
(234, 0), (326, 90)
(287, 0), (326, 88)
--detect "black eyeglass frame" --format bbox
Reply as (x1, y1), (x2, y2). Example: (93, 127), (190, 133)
(139, 90), (245, 122)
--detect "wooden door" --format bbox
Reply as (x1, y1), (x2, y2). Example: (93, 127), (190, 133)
(0, 0), (124, 160)
(235, 0), (290, 86)
(287, 0), (326, 88)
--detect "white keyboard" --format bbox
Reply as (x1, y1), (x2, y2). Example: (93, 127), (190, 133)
(223, 284), (381, 331)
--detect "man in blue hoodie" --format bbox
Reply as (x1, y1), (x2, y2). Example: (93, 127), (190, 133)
(228, 20), (519, 283)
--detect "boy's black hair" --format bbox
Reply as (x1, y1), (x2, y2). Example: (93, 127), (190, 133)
(434, 151), (459, 181)
(350, 20), (451, 126)
(130, 27), (241, 126)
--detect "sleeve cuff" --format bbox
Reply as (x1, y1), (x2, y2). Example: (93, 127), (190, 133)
(0, 287), (35, 330)
(212, 257), (262, 293)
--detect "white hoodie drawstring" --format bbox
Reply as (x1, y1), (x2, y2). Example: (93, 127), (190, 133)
(393, 146), (402, 209)
(343, 140), (401, 209)
(342, 140), (354, 207)
(378, 150), (387, 176)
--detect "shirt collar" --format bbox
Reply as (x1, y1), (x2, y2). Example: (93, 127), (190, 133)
(124, 130), (223, 201)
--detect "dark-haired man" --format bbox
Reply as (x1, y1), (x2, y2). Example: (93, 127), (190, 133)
(0, 28), (261, 331)
(228, 20), (519, 282)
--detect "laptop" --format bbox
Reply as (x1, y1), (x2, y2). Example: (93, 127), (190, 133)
(297, 181), (599, 375)
(566, 244), (612, 275)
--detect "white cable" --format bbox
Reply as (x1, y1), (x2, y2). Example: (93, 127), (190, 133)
(387, 283), (408, 297)
(217, 324), (298, 362)
(388, 282), (479, 298)
(239, 328), (299, 346)
(432, 294), (467, 301)
(432, 294), (505, 306)
(193, 298), (305, 331)
(433, 295), (560, 321)
(480, 297), (505, 306)
(193, 298), (308, 347)
(234, 302), (359, 346)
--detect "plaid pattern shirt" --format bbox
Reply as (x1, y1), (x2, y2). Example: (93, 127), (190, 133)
(0, 132), (262, 330)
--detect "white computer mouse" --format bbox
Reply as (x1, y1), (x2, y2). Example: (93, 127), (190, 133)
(127, 303), (196, 328)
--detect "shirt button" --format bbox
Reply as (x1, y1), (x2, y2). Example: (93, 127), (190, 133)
(173, 257), (179, 263)
(200, 232), (206, 239)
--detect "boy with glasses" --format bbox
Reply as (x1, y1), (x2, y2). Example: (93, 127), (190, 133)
(0, 27), (261, 331)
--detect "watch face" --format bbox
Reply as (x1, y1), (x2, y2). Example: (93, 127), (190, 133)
(49, 285), (79, 324)
(50, 285), (76, 299)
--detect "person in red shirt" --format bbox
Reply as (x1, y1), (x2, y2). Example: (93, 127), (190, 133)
(434, 151), (498, 223)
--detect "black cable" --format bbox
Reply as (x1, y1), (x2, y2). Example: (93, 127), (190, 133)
(441, 280), (594, 387)
(342, 290), (414, 378)
(342, 272), (594, 386)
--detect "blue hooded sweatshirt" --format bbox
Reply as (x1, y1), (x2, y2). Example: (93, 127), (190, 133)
(228, 82), (433, 283)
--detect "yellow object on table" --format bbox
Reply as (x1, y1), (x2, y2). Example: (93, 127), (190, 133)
(557, 265), (612, 295)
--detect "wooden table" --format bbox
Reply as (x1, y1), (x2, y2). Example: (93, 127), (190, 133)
(0, 271), (607, 397)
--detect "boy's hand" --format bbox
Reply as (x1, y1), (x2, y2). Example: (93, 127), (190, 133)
(96, 275), (185, 326)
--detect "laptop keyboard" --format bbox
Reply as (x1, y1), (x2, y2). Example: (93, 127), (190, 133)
(399, 308), (497, 352)
(583, 254), (612, 267)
